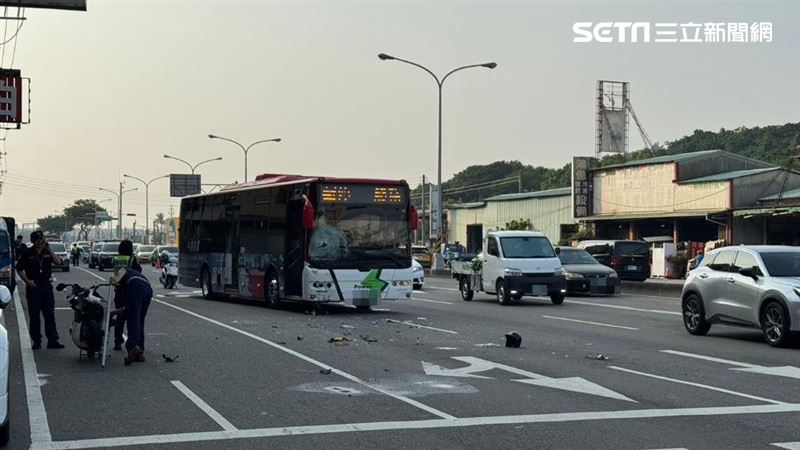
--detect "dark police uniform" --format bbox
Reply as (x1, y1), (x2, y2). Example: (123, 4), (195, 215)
(18, 246), (60, 346)
(111, 255), (142, 349)
(116, 266), (152, 354)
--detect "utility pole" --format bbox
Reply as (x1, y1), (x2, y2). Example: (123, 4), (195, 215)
(118, 181), (123, 239)
(421, 174), (426, 245)
(518, 174), (522, 193)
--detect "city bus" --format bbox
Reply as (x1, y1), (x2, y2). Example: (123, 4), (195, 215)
(178, 173), (418, 309)
(0, 218), (14, 293)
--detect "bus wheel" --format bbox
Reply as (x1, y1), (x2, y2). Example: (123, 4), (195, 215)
(265, 271), (281, 308)
(201, 267), (214, 299)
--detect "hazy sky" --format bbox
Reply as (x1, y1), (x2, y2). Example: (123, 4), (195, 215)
(1, 0), (798, 229)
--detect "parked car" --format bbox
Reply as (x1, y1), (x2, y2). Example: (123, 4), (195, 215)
(576, 240), (651, 281)
(135, 244), (156, 264)
(0, 285), (13, 445)
(681, 245), (800, 347)
(412, 245), (432, 268)
(556, 247), (619, 295)
(151, 246), (178, 266)
(96, 241), (121, 271)
(47, 241), (70, 272)
(412, 258), (425, 289)
(88, 241), (104, 268)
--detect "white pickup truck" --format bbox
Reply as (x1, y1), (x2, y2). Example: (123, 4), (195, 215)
(451, 230), (567, 305)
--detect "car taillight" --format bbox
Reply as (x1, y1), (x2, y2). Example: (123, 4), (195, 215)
(610, 256), (617, 269)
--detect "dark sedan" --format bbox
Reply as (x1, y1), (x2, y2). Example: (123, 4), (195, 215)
(556, 247), (619, 295)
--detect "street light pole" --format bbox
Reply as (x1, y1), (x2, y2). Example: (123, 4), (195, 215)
(124, 174), (169, 245)
(377, 53), (496, 245)
(207, 135), (282, 183)
(99, 186), (138, 240)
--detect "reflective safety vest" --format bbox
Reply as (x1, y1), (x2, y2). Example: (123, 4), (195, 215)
(112, 255), (136, 272)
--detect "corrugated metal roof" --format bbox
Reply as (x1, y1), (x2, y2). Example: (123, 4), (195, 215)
(596, 149), (724, 171)
(579, 209), (728, 221)
(733, 206), (800, 217)
(760, 186), (800, 201)
(484, 187), (571, 202)
(679, 167), (778, 184)
(448, 201), (486, 210)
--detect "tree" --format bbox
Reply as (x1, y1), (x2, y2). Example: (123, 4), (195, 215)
(64, 199), (109, 241)
(503, 218), (532, 231)
(37, 215), (68, 236)
(154, 213), (166, 245)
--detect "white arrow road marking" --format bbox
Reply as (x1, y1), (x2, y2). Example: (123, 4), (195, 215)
(772, 442), (800, 449)
(422, 356), (635, 402)
(662, 350), (800, 380)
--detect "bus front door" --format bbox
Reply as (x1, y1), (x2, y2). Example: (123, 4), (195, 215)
(284, 200), (305, 296)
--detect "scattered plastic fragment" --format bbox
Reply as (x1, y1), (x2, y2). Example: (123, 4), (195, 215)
(474, 343), (500, 348)
(585, 353), (609, 361)
(359, 334), (378, 343)
(162, 354), (179, 363)
(504, 331), (522, 348)
(320, 368), (332, 375)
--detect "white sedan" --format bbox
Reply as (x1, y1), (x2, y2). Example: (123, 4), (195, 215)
(0, 285), (12, 446)
(412, 258), (425, 290)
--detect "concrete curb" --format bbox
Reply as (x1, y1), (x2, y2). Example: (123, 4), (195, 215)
(425, 269), (683, 299)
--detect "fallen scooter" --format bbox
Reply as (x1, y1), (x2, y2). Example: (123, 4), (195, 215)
(57, 282), (113, 365)
(159, 252), (178, 289)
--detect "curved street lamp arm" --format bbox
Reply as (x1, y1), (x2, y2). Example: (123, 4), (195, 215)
(123, 174), (145, 186)
(208, 135), (246, 152)
(385, 55), (441, 86)
(98, 187), (118, 198)
(163, 154), (193, 172)
(441, 63), (497, 85)
(192, 157), (223, 172)
(244, 138), (281, 153)
(122, 188), (138, 194)
(149, 174), (170, 185)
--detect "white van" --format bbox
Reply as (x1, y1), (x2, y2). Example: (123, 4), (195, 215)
(452, 230), (567, 305)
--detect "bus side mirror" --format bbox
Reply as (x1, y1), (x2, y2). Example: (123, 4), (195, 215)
(555, 247), (561, 255)
(303, 202), (315, 230)
(409, 206), (419, 231)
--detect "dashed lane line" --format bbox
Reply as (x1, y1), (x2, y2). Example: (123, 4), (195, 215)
(425, 286), (459, 292)
(384, 319), (458, 334)
(608, 366), (785, 405)
(568, 299), (682, 316)
(171, 381), (237, 432)
(153, 298), (456, 421)
(410, 297), (454, 305)
(772, 442), (800, 449)
(541, 315), (639, 331)
(39, 403), (800, 449)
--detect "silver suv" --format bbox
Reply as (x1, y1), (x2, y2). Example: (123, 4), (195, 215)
(681, 245), (800, 347)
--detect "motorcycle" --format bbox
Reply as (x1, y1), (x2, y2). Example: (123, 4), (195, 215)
(56, 282), (112, 361)
(159, 254), (178, 289)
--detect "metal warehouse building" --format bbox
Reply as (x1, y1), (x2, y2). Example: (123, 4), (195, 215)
(576, 150), (800, 245)
(446, 187), (575, 253)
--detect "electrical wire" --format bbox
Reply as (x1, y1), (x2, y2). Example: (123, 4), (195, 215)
(9, 7), (22, 68)
(0, 7), (8, 67)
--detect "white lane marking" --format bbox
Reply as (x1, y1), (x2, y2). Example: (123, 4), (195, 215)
(425, 286), (459, 292)
(75, 265), (106, 281)
(13, 286), (53, 444)
(385, 319), (458, 334)
(608, 366), (785, 405)
(772, 442), (800, 449)
(424, 356), (635, 402)
(171, 381), (237, 432)
(568, 300), (682, 316)
(660, 350), (759, 368)
(154, 299), (455, 420)
(620, 293), (679, 301)
(411, 297), (453, 305)
(541, 315), (639, 331)
(54, 307), (72, 311)
(41, 403), (800, 449)
(661, 349), (800, 380)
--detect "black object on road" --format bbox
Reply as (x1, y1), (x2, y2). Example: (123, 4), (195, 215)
(504, 332), (522, 348)
(162, 354), (179, 362)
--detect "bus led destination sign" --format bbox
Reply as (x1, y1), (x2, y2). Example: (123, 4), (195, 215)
(320, 184), (406, 204)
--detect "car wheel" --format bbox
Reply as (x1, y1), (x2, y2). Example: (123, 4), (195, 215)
(550, 292), (565, 305)
(0, 417), (9, 446)
(761, 301), (792, 347)
(459, 276), (474, 302)
(496, 280), (510, 305)
(682, 293), (711, 335)
(265, 270), (281, 308)
(200, 267), (214, 300)
(413, 283), (421, 290)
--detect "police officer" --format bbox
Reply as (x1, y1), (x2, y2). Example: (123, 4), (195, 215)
(111, 263), (152, 366)
(110, 240), (142, 351)
(70, 243), (83, 267)
(17, 231), (64, 350)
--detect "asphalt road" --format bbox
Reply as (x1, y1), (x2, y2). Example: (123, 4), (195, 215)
(4, 264), (800, 449)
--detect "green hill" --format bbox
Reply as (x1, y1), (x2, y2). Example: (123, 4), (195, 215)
(417, 122), (799, 205)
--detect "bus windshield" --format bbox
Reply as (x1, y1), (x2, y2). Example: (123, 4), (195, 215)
(308, 202), (409, 269)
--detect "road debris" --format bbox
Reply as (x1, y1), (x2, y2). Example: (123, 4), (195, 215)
(328, 336), (350, 346)
(434, 347), (458, 351)
(504, 331), (522, 348)
(585, 353), (610, 361)
(297, 336), (304, 341)
(474, 343), (500, 348)
(162, 354), (179, 363)
(359, 334), (378, 343)
(340, 324), (356, 330)
(320, 368), (332, 375)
